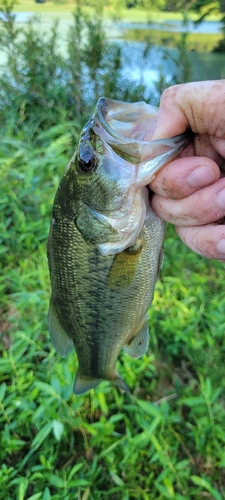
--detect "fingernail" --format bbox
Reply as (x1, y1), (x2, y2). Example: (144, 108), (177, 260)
(216, 239), (225, 253)
(217, 188), (225, 209)
(187, 166), (216, 188)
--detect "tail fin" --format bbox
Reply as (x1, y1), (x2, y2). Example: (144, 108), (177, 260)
(73, 370), (130, 395)
(73, 372), (102, 395)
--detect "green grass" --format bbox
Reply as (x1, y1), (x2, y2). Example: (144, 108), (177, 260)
(1, 119), (225, 499)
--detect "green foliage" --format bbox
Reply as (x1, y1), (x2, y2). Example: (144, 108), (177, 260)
(0, 0), (150, 131)
(165, 0), (220, 18)
(0, 0), (196, 136)
(1, 117), (225, 499)
(169, 12), (193, 85)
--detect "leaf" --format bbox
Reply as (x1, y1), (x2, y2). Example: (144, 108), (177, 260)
(31, 422), (53, 450)
(67, 463), (84, 482)
(191, 476), (223, 500)
(26, 494), (43, 500)
(81, 487), (91, 500)
(99, 436), (127, 459)
(49, 474), (65, 488)
(35, 381), (59, 397)
(130, 416), (162, 449)
(52, 420), (64, 441)
(97, 391), (108, 415)
(70, 479), (90, 487)
(0, 382), (6, 402)
(137, 400), (161, 418)
(18, 479), (28, 500)
(43, 487), (51, 500)
(182, 396), (205, 407)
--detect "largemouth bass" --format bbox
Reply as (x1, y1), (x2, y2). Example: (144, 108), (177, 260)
(47, 97), (189, 395)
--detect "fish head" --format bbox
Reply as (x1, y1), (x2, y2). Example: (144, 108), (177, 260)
(72, 97), (190, 255)
(73, 117), (136, 216)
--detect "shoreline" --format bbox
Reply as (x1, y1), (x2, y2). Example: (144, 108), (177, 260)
(2, 11), (222, 37)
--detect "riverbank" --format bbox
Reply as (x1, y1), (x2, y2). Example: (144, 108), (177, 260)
(6, 10), (223, 53)
(125, 28), (223, 52)
(13, 0), (221, 23)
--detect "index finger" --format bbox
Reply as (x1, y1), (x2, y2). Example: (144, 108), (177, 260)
(151, 80), (225, 157)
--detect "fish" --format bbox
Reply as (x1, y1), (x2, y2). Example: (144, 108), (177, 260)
(47, 97), (189, 395)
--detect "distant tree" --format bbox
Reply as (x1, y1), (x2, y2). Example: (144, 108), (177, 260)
(187, 0), (225, 51)
(165, 0), (219, 17)
(189, 0), (219, 22)
(75, 0), (167, 11)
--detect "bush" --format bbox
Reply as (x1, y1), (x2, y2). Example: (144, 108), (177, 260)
(1, 121), (225, 499)
(0, 0), (150, 131)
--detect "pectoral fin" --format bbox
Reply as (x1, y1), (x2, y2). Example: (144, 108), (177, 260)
(108, 242), (143, 289)
(124, 320), (149, 358)
(48, 301), (73, 357)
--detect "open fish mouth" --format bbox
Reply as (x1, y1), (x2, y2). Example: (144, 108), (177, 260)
(96, 97), (157, 143)
(83, 96), (191, 256)
(93, 97), (190, 163)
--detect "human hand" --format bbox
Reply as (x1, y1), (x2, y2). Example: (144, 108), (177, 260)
(149, 80), (225, 261)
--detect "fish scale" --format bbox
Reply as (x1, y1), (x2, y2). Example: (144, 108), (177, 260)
(48, 97), (190, 394)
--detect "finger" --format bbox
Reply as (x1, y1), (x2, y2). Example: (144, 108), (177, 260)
(151, 80), (225, 141)
(151, 177), (225, 225)
(211, 135), (225, 159)
(176, 223), (225, 260)
(194, 134), (223, 165)
(150, 156), (220, 199)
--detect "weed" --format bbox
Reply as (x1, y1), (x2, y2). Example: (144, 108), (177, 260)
(1, 117), (225, 499)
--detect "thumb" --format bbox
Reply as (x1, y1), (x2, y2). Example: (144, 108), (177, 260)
(151, 84), (189, 140)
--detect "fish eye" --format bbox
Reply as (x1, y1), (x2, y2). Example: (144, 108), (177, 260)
(77, 148), (97, 174)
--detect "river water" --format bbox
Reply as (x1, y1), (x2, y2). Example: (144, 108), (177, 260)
(115, 19), (222, 34)
(117, 40), (225, 94)
(108, 19), (225, 90)
(1, 13), (225, 88)
(6, 13), (222, 35)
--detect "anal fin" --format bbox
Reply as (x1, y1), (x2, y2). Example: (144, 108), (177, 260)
(124, 319), (149, 359)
